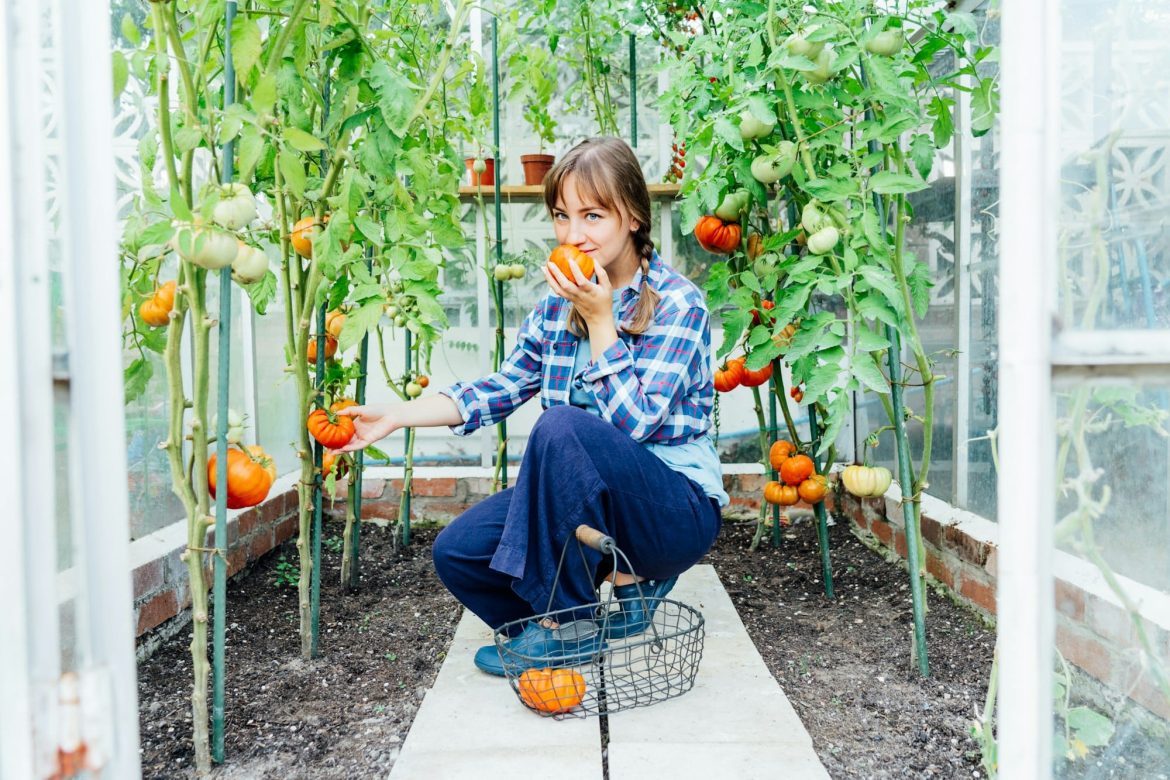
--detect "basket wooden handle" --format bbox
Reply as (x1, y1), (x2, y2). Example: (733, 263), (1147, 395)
(575, 525), (616, 554)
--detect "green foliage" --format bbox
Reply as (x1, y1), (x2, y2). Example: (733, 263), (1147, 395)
(272, 554), (299, 589)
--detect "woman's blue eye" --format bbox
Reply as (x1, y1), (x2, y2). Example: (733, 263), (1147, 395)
(586, 213), (601, 221)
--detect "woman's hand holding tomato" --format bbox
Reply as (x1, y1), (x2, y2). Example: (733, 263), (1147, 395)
(331, 404), (402, 453)
(543, 249), (614, 331)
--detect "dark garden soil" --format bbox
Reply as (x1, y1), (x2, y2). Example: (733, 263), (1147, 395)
(145, 505), (1146, 779)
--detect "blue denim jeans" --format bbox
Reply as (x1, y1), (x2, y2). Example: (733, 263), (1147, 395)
(432, 405), (722, 634)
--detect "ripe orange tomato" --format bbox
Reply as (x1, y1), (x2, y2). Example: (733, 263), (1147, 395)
(416, 375), (429, 388)
(714, 359), (745, 393)
(693, 215), (741, 254)
(325, 309), (346, 339)
(798, 474), (828, 504)
(207, 445), (276, 509)
(780, 453), (815, 486)
(290, 216), (324, 259)
(732, 356), (772, 388)
(517, 668), (587, 714)
(547, 245), (595, 282)
(307, 404), (356, 449)
(306, 335), (338, 363)
(769, 440), (796, 471)
(763, 480), (799, 506)
(139, 280), (177, 327)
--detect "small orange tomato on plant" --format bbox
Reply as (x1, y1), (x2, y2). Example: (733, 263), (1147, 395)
(714, 359), (745, 393)
(798, 474), (828, 504)
(290, 216), (324, 259)
(306, 335), (338, 363)
(734, 356), (772, 388)
(769, 440), (796, 471)
(325, 309), (346, 339)
(763, 481), (799, 506)
(207, 445), (276, 509)
(416, 375), (429, 389)
(139, 280), (177, 327)
(307, 404), (356, 449)
(780, 453), (815, 486)
(693, 215), (741, 254)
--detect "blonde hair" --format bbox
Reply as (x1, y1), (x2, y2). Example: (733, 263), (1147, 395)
(543, 137), (661, 337)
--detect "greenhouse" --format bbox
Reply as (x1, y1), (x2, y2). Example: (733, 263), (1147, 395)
(3, 0), (1169, 777)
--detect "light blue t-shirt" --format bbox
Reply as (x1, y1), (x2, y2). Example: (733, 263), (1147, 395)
(567, 293), (729, 507)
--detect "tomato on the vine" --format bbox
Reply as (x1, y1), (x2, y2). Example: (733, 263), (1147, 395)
(780, 453), (815, 486)
(207, 445), (276, 509)
(307, 402), (356, 449)
(694, 215), (741, 254)
(139, 281), (176, 327)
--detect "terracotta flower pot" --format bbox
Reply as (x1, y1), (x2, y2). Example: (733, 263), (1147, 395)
(520, 154), (555, 186)
(465, 157), (495, 186)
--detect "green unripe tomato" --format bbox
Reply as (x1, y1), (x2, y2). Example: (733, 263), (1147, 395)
(472, 158), (487, 174)
(802, 48), (834, 85)
(390, 280), (404, 294)
(865, 30), (904, 56)
(807, 226), (840, 255)
(405, 381), (423, 398)
(394, 314), (407, 328)
(384, 304), (399, 319)
(508, 263), (526, 280)
(750, 142), (797, 184)
(715, 190), (751, 222)
(493, 264), (511, 281)
(784, 33), (825, 60)
(738, 110), (775, 140)
(801, 202), (829, 234)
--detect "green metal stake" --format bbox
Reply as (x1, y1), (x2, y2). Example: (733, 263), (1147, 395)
(628, 33), (637, 147)
(768, 371), (781, 548)
(491, 16), (507, 489)
(309, 75), (331, 658)
(806, 404), (834, 599)
(211, 0), (237, 762)
(350, 245), (373, 587)
(402, 328), (413, 547)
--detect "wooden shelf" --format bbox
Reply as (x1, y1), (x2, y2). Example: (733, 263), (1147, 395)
(458, 183), (681, 200)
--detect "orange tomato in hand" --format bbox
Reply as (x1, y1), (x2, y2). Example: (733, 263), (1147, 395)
(547, 245), (595, 282)
(307, 403), (356, 449)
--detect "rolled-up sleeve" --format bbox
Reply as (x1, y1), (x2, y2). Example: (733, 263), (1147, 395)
(439, 304), (545, 435)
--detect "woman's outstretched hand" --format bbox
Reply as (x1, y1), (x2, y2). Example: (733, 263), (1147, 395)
(333, 404), (400, 452)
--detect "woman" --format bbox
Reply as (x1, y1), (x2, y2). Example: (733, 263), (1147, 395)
(337, 137), (727, 676)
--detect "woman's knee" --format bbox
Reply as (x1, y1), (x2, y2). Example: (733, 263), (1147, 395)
(529, 405), (598, 449)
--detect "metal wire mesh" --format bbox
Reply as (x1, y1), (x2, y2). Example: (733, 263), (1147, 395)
(493, 533), (706, 719)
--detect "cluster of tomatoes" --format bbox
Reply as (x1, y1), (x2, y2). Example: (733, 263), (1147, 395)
(763, 440), (828, 507)
(664, 140), (687, 183)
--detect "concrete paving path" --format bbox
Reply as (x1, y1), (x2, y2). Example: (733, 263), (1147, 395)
(389, 564), (829, 780)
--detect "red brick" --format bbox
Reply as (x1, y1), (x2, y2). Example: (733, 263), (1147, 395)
(361, 500), (405, 522)
(258, 496), (281, 526)
(1054, 578), (1085, 621)
(1084, 594), (1138, 649)
(226, 547), (247, 578)
(393, 477), (457, 497)
(920, 514), (944, 548)
(131, 560), (164, 600)
(416, 501), (475, 520)
(849, 505), (870, 532)
(1056, 623), (1115, 686)
(959, 573), (997, 614)
(238, 507), (262, 536)
(894, 529), (908, 559)
(136, 590), (179, 636)
(870, 518), (894, 547)
(1128, 666), (1170, 720)
(737, 473), (769, 493)
(925, 549), (955, 589)
(729, 495), (762, 511)
(360, 478), (386, 499)
(248, 528), (275, 562)
(943, 524), (989, 566)
(274, 516), (298, 544)
(722, 474), (735, 491)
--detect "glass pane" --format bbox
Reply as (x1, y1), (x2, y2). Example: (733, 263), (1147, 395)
(1058, 2), (1170, 331)
(1051, 380), (1170, 777)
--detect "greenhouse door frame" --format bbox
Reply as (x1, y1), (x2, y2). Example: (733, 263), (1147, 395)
(0, 1), (141, 778)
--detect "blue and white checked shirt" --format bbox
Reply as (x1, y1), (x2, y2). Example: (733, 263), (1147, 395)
(440, 252), (715, 446)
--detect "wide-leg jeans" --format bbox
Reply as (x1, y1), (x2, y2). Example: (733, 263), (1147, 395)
(432, 405), (722, 635)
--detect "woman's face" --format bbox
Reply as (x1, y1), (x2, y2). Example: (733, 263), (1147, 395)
(551, 173), (638, 273)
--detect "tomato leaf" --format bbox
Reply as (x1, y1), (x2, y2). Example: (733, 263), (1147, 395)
(970, 77), (999, 136)
(363, 444), (390, 462)
(337, 300), (384, 353)
(816, 393), (851, 457)
(802, 177), (858, 202)
(230, 15), (262, 76)
(854, 325), (891, 352)
(120, 13), (140, 46)
(906, 257), (933, 318)
(369, 60), (418, 135)
(278, 150), (306, 199)
(851, 351), (890, 394)
(869, 171), (929, 194)
(124, 357), (153, 404)
(714, 116), (744, 152)
(241, 270), (277, 315)
(285, 127), (327, 153)
(238, 125), (264, 178)
(251, 72), (277, 117)
(112, 52), (129, 102)
(909, 134), (935, 179)
(170, 185), (193, 222)
(857, 265), (905, 316)
(928, 95), (955, 147)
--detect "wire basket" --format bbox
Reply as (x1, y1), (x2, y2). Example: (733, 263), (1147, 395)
(493, 525), (705, 719)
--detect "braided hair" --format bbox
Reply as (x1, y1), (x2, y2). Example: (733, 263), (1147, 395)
(543, 137), (661, 337)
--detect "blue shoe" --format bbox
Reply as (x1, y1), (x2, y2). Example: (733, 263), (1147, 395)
(602, 575), (679, 639)
(475, 619), (605, 677)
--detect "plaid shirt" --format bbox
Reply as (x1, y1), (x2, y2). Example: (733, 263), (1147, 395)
(441, 252), (714, 445)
